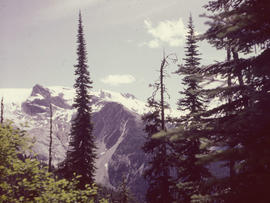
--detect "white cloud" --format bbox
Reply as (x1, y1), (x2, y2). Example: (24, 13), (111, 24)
(100, 74), (136, 86)
(142, 18), (186, 48)
(148, 39), (160, 48)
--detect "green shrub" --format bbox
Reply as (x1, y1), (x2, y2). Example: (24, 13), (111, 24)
(0, 124), (107, 203)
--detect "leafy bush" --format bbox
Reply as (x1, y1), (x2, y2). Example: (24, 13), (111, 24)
(0, 124), (108, 203)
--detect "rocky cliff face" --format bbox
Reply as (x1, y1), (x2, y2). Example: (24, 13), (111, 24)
(1, 84), (148, 199)
(0, 84), (228, 200)
(93, 102), (148, 198)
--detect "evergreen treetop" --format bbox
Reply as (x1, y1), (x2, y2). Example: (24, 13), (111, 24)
(177, 15), (205, 117)
(62, 11), (97, 189)
(171, 15), (210, 202)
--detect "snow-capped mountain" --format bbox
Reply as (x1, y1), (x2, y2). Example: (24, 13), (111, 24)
(0, 84), (150, 199)
(0, 84), (228, 199)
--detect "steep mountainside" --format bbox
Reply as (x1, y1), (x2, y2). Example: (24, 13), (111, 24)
(0, 84), (227, 199)
(0, 84), (149, 199)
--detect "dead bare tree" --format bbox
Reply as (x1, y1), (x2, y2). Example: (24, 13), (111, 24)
(143, 50), (178, 203)
(1, 97), (3, 124)
(150, 50), (177, 130)
(48, 103), (53, 172)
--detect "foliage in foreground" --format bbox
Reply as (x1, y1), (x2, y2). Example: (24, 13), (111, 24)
(0, 124), (107, 203)
(158, 0), (270, 202)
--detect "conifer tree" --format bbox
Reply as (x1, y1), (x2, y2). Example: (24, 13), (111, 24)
(118, 176), (129, 203)
(62, 11), (97, 189)
(142, 98), (173, 203)
(173, 15), (210, 202)
(177, 15), (205, 116)
(142, 53), (177, 203)
(117, 175), (136, 203)
(197, 0), (270, 201)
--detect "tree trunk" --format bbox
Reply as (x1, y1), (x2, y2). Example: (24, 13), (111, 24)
(48, 103), (53, 172)
(0, 97), (3, 124)
(160, 54), (166, 131)
(227, 48), (236, 179)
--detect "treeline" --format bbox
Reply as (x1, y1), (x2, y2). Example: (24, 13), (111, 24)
(1, 0), (269, 202)
(142, 0), (270, 202)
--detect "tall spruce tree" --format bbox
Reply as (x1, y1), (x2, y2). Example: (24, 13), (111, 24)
(197, 0), (270, 202)
(63, 11), (96, 189)
(177, 15), (205, 116)
(173, 15), (210, 202)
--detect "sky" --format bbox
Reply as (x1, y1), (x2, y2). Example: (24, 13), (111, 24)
(0, 0), (226, 109)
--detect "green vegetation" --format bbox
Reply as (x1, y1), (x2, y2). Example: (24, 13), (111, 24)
(0, 123), (107, 203)
(142, 0), (270, 202)
(0, 12), (104, 203)
(1, 0), (269, 202)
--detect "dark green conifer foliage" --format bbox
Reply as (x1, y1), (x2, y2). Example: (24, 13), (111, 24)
(177, 15), (205, 115)
(198, 0), (270, 202)
(174, 15), (210, 202)
(118, 176), (129, 203)
(142, 99), (174, 203)
(117, 175), (137, 203)
(63, 11), (97, 189)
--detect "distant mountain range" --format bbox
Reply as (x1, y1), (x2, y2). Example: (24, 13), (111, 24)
(0, 84), (227, 200)
(0, 84), (156, 199)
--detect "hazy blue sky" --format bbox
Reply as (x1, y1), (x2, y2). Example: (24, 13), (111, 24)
(0, 0), (225, 108)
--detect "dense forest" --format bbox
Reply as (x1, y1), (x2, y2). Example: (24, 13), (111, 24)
(1, 0), (270, 202)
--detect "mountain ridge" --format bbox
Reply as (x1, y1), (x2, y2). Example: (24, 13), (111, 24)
(0, 84), (150, 199)
(0, 84), (227, 199)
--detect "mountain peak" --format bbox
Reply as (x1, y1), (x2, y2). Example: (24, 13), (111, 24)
(121, 92), (136, 100)
(31, 84), (51, 98)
